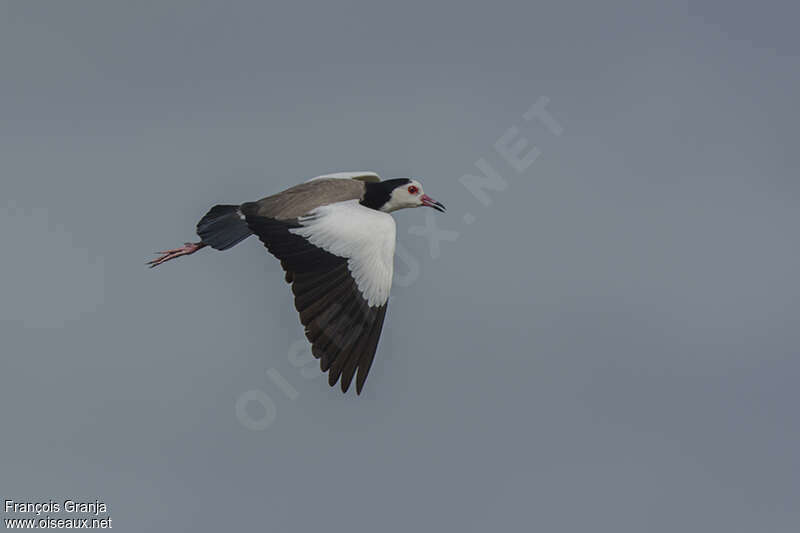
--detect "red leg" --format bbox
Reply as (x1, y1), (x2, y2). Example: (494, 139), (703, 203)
(147, 242), (207, 268)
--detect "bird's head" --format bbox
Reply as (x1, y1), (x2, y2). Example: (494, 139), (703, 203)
(372, 178), (446, 213)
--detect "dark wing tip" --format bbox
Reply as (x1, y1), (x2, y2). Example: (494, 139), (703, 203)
(294, 273), (388, 395)
(245, 212), (389, 395)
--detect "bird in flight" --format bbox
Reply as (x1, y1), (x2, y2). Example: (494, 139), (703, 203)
(148, 171), (445, 394)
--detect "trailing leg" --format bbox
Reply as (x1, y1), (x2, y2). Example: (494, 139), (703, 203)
(147, 204), (253, 268)
(147, 241), (207, 268)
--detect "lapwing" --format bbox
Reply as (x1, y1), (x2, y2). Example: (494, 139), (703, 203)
(148, 171), (445, 394)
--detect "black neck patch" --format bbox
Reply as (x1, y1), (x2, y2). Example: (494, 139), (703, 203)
(360, 178), (411, 210)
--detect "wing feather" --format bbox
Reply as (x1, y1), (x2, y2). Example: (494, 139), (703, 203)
(242, 200), (393, 394)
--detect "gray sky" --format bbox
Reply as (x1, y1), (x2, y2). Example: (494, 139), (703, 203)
(2, 1), (799, 531)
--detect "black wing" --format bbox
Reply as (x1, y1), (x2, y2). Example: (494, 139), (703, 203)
(242, 207), (387, 394)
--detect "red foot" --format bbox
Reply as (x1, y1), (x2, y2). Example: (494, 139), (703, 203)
(147, 242), (206, 268)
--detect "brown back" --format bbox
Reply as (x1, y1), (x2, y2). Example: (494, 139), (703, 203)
(248, 178), (366, 220)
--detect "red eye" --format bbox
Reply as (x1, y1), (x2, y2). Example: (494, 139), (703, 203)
(407, 186), (419, 195)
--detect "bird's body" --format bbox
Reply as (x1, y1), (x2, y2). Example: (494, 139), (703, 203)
(149, 172), (444, 394)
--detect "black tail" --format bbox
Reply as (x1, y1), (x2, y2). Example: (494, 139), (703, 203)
(196, 205), (252, 250)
